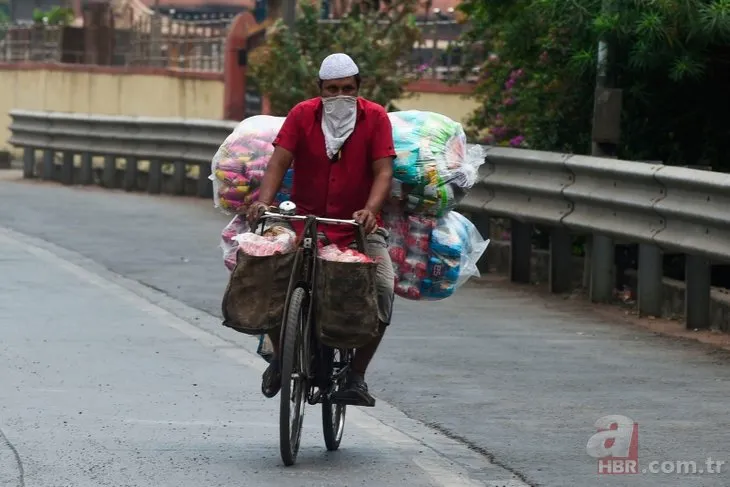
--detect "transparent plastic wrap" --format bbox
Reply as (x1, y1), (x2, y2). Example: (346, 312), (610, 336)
(220, 216), (296, 270)
(210, 115), (293, 214)
(221, 215), (249, 271)
(385, 210), (490, 301)
(387, 111), (487, 217)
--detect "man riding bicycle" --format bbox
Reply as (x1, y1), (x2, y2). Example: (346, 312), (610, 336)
(247, 53), (396, 407)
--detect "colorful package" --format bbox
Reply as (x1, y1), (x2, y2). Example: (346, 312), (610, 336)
(210, 115), (291, 214)
(385, 210), (490, 301)
(387, 111), (487, 217)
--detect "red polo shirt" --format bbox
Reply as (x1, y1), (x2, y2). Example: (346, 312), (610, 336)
(272, 97), (396, 248)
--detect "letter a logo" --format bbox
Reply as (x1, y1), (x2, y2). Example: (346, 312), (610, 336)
(586, 415), (639, 474)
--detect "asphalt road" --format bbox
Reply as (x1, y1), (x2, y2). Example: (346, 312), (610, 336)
(2, 174), (730, 486)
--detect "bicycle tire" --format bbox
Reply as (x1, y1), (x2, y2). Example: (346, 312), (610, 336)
(279, 287), (308, 466)
(322, 347), (348, 451)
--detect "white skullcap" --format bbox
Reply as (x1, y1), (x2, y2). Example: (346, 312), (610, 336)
(318, 53), (359, 80)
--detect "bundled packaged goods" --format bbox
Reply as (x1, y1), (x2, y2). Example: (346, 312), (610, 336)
(385, 210), (490, 301)
(210, 115), (292, 214)
(211, 111), (484, 218)
(221, 215), (296, 270)
(319, 244), (374, 263)
(232, 228), (296, 257)
(214, 109), (489, 306)
(387, 111), (486, 217)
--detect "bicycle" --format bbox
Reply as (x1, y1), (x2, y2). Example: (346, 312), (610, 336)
(256, 201), (370, 466)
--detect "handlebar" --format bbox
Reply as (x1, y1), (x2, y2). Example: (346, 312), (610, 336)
(260, 210), (360, 227)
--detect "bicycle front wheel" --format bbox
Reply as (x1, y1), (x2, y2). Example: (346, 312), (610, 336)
(279, 287), (309, 466)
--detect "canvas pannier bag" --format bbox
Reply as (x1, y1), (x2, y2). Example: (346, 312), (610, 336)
(314, 258), (380, 349)
(221, 249), (295, 335)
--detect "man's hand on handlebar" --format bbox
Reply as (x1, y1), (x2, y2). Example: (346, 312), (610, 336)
(353, 209), (377, 235)
(246, 201), (270, 226)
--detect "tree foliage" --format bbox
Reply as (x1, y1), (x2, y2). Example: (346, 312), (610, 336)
(249, 0), (423, 115)
(458, 0), (730, 167)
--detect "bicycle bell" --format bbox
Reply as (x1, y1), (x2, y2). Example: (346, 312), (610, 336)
(279, 200), (297, 216)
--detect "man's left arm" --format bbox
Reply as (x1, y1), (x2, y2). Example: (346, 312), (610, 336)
(355, 109), (396, 233)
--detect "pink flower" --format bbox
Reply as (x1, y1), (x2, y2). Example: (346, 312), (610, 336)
(503, 97), (516, 106)
(509, 135), (525, 147)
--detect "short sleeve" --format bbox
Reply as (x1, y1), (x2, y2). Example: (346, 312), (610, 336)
(371, 108), (397, 161)
(272, 104), (301, 154)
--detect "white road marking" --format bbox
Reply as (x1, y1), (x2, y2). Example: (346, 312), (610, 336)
(0, 227), (530, 487)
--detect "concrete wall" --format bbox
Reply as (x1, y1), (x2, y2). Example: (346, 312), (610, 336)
(0, 64), (479, 152)
(0, 64), (225, 153)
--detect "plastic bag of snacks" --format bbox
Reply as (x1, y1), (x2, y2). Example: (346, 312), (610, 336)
(231, 226), (296, 257)
(221, 215), (250, 271)
(385, 210), (489, 301)
(319, 244), (374, 263)
(387, 111), (487, 217)
(210, 115), (293, 214)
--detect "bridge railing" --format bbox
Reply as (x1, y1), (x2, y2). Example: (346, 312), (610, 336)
(9, 109), (730, 330)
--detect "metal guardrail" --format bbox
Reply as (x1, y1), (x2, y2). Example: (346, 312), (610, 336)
(8, 109), (729, 330)
(9, 109), (237, 196)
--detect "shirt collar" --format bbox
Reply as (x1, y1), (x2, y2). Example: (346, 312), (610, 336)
(314, 97), (366, 122)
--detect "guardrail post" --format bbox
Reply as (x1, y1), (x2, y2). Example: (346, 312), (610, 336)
(148, 160), (162, 194)
(172, 161), (186, 195)
(590, 234), (614, 302)
(549, 227), (572, 293)
(102, 156), (117, 188)
(685, 254), (711, 329)
(80, 153), (93, 185)
(638, 244), (663, 317)
(23, 147), (35, 178)
(61, 152), (74, 186)
(123, 157), (138, 192)
(197, 162), (212, 199)
(510, 219), (532, 283)
(42, 150), (54, 181)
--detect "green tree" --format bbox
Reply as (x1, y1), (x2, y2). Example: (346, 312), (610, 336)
(249, 0), (423, 115)
(457, 0), (730, 168)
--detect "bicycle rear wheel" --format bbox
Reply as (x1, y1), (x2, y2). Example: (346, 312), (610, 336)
(322, 347), (350, 451)
(279, 287), (309, 466)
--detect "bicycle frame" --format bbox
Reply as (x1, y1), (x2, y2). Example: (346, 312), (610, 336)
(256, 209), (365, 396)
(254, 204), (367, 464)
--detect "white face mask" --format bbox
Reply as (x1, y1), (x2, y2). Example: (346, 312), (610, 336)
(321, 95), (357, 159)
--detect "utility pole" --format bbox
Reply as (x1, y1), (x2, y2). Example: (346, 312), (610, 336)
(587, 0), (622, 303)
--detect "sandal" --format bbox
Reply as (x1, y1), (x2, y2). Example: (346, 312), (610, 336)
(261, 359), (281, 398)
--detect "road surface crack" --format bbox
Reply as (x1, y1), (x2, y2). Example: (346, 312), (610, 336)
(0, 426), (25, 487)
(425, 421), (538, 487)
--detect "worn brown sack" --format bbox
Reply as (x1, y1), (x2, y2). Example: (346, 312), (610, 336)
(221, 249), (295, 335)
(314, 258), (380, 349)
